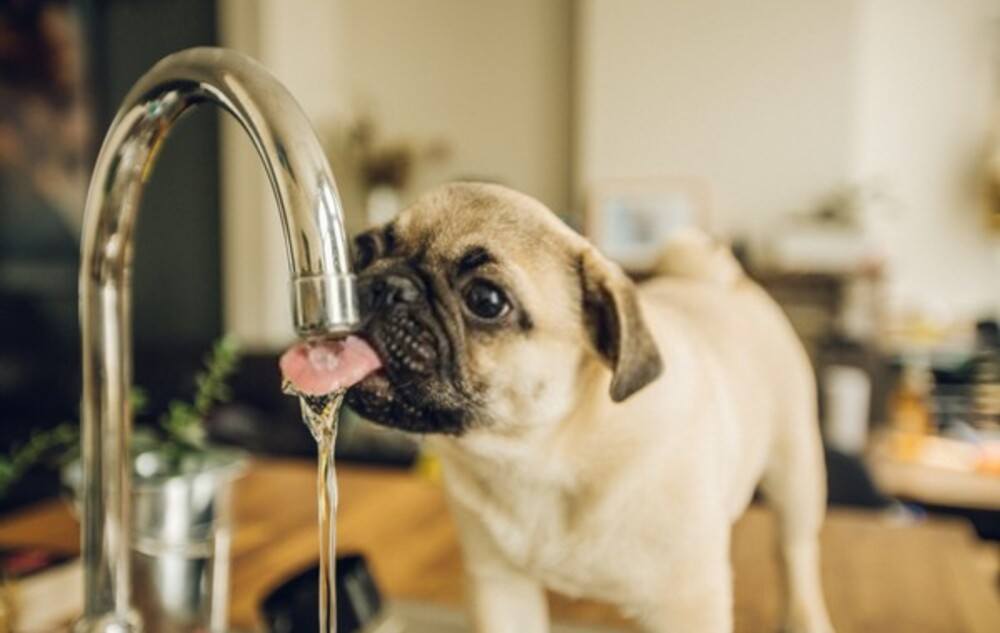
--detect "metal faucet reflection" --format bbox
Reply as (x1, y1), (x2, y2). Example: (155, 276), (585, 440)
(78, 48), (359, 631)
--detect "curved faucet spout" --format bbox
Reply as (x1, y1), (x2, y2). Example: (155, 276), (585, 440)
(78, 48), (358, 631)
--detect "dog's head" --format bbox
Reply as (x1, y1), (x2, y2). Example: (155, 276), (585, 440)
(345, 183), (663, 436)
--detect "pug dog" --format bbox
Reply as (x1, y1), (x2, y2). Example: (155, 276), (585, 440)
(345, 182), (835, 633)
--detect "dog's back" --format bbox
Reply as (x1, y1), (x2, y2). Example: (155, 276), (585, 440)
(645, 231), (834, 632)
(651, 228), (744, 285)
(638, 230), (818, 519)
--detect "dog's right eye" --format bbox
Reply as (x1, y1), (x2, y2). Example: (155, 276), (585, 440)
(353, 235), (377, 271)
(462, 279), (510, 321)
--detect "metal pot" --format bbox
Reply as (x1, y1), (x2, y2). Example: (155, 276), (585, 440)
(65, 448), (246, 633)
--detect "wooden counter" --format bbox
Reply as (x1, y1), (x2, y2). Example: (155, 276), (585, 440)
(0, 459), (996, 632)
(867, 430), (1000, 511)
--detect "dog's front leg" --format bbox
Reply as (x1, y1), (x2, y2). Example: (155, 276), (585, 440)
(457, 519), (548, 633)
(445, 487), (549, 633)
(466, 563), (549, 633)
(637, 544), (734, 633)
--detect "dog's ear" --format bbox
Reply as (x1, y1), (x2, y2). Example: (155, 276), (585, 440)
(578, 248), (663, 402)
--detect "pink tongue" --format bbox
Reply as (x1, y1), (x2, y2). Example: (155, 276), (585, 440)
(280, 335), (383, 396)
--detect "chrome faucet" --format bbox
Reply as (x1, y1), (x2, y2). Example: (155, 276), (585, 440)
(77, 48), (359, 631)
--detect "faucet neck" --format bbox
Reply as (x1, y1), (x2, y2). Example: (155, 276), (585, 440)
(78, 47), (358, 631)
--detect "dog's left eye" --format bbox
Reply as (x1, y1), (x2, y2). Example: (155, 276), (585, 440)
(462, 279), (510, 320)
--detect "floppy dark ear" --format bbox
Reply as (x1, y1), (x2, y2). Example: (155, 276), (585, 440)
(579, 248), (664, 402)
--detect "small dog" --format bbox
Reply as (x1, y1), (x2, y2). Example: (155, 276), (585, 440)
(346, 183), (835, 633)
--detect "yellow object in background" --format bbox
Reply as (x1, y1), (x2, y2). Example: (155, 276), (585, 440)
(414, 450), (443, 484)
(891, 363), (932, 438)
(888, 431), (927, 463)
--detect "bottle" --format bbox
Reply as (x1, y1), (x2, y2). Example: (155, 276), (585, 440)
(890, 360), (933, 461)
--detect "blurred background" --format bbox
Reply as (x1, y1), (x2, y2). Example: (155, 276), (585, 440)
(0, 1), (998, 632)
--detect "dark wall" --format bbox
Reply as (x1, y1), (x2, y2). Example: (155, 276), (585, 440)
(85, 0), (222, 351)
(0, 0), (221, 512)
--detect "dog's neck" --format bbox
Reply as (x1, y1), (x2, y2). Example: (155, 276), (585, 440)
(429, 355), (618, 486)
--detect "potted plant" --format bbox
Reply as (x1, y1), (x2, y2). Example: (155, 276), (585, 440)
(0, 335), (247, 632)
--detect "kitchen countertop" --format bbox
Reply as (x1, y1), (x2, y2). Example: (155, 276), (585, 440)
(0, 459), (996, 632)
(867, 429), (1000, 511)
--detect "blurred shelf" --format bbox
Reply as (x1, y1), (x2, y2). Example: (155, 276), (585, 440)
(868, 430), (1000, 511)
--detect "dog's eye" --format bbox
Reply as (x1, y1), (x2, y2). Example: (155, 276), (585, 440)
(462, 279), (510, 320)
(353, 234), (377, 271)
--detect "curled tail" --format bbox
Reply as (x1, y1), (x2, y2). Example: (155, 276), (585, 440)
(653, 228), (744, 286)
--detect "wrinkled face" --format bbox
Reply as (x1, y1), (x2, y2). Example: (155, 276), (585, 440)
(345, 184), (588, 436)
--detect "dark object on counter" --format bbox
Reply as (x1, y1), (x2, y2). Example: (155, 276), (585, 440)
(824, 446), (893, 509)
(924, 317), (1000, 433)
(262, 554), (383, 633)
(916, 504), (1000, 542)
(975, 319), (1000, 349)
(968, 318), (1000, 431)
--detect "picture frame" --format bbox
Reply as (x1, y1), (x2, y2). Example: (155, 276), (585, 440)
(585, 177), (712, 272)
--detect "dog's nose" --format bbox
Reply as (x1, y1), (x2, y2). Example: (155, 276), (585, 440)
(360, 273), (422, 311)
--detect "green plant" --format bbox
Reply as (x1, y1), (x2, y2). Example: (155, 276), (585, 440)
(0, 423), (77, 498)
(157, 334), (241, 466)
(0, 334), (242, 497)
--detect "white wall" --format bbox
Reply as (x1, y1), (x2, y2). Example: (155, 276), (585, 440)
(337, 0), (573, 214)
(576, 0), (1000, 319)
(853, 0), (1000, 319)
(575, 0), (861, 236)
